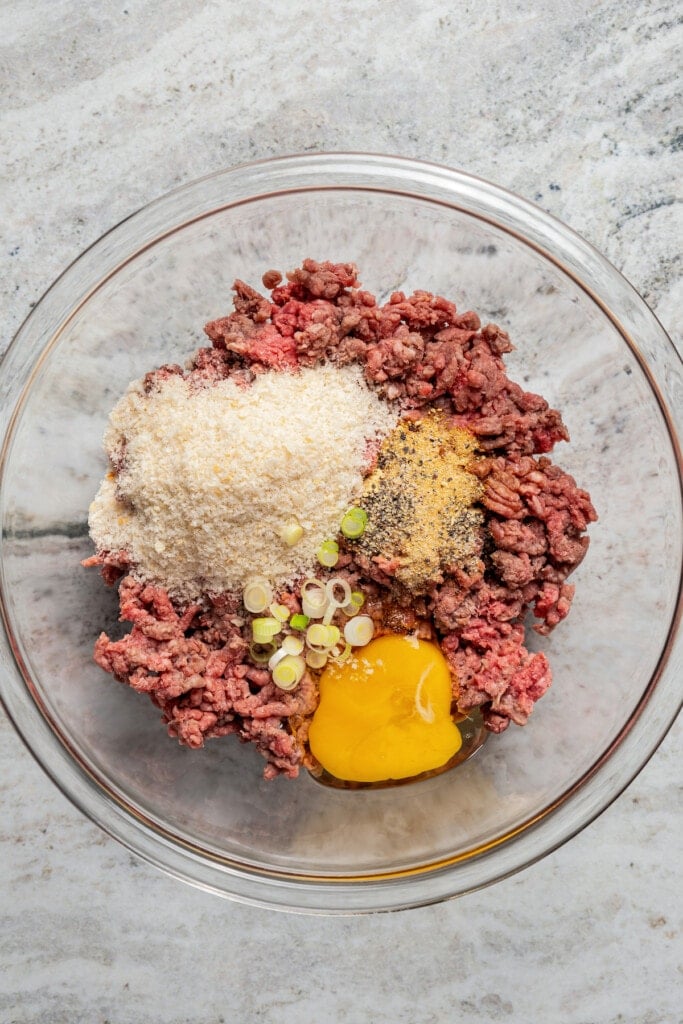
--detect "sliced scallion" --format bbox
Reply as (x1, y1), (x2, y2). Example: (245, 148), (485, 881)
(316, 539), (339, 568)
(252, 617), (282, 644)
(269, 602), (291, 623)
(272, 655), (305, 691)
(268, 646), (289, 671)
(322, 578), (352, 624)
(306, 623), (341, 652)
(342, 590), (365, 616)
(301, 578), (328, 618)
(305, 649), (328, 670)
(306, 623), (331, 650)
(330, 642), (353, 664)
(282, 635), (305, 656)
(243, 577), (273, 614)
(279, 517), (304, 547)
(249, 641), (277, 664)
(289, 613), (310, 631)
(343, 615), (375, 647)
(325, 625), (341, 647)
(325, 578), (352, 607)
(340, 506), (368, 539)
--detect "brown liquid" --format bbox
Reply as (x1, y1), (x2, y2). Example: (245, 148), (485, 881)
(309, 709), (487, 790)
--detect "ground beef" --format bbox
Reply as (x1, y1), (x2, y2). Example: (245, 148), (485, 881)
(92, 577), (317, 778)
(82, 549), (131, 586)
(203, 260), (569, 454)
(87, 259), (597, 778)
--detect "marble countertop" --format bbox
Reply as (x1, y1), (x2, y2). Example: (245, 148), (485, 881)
(1, 1), (681, 1021)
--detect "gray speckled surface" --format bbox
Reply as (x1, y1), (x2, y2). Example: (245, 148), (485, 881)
(1, 1), (681, 1022)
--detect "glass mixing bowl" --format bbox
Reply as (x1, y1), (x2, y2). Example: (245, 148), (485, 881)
(1, 154), (681, 913)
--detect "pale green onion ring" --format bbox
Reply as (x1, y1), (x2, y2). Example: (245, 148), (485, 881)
(282, 635), (305, 656)
(330, 642), (353, 664)
(249, 641), (277, 664)
(340, 507), (368, 539)
(272, 655), (305, 690)
(279, 517), (304, 547)
(269, 602), (291, 623)
(305, 649), (328, 670)
(243, 577), (273, 614)
(343, 615), (375, 647)
(252, 617), (282, 644)
(301, 578), (328, 618)
(316, 539), (339, 568)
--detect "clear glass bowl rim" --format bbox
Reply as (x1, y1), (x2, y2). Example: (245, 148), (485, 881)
(0, 152), (681, 914)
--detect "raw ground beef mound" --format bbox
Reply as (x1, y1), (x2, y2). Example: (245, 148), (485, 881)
(86, 259), (597, 778)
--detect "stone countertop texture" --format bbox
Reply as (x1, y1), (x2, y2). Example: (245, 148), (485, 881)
(1, 2), (681, 1022)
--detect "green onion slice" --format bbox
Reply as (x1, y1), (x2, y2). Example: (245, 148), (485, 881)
(306, 623), (331, 650)
(325, 624), (341, 647)
(268, 646), (289, 671)
(322, 578), (352, 624)
(282, 635), (305, 656)
(252, 617), (282, 644)
(305, 649), (328, 670)
(272, 655), (305, 691)
(301, 578), (328, 618)
(316, 539), (339, 568)
(279, 518), (304, 547)
(249, 641), (277, 664)
(269, 602), (291, 623)
(325, 578), (352, 607)
(343, 615), (375, 647)
(340, 507), (368, 539)
(330, 642), (353, 664)
(243, 577), (273, 614)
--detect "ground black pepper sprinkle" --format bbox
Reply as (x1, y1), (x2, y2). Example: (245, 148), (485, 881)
(355, 411), (484, 592)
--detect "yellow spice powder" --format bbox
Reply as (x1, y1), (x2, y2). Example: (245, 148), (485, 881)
(356, 411), (484, 592)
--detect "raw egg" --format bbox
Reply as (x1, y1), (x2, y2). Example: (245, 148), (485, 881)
(308, 634), (462, 783)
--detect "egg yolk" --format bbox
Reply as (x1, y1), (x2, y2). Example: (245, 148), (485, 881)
(308, 635), (462, 783)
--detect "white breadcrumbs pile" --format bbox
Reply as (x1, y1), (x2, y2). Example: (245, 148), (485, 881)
(88, 364), (398, 602)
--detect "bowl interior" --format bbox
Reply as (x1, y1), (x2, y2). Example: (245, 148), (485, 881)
(1, 185), (681, 879)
